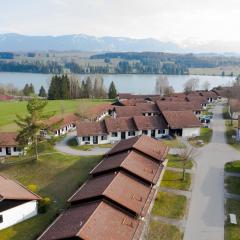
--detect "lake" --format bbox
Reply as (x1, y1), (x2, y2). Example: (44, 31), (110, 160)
(0, 72), (235, 94)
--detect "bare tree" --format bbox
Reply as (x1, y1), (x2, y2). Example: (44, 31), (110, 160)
(155, 75), (170, 96)
(184, 78), (199, 93)
(75, 101), (92, 121)
(229, 99), (240, 125)
(202, 80), (210, 91)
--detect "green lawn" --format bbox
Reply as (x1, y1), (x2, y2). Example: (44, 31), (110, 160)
(152, 191), (187, 219)
(0, 151), (102, 240)
(225, 119), (240, 152)
(67, 137), (113, 151)
(225, 176), (240, 195)
(167, 154), (193, 169)
(0, 99), (111, 131)
(148, 220), (183, 240)
(161, 139), (186, 149)
(225, 161), (240, 173)
(189, 127), (213, 147)
(161, 170), (191, 191)
(225, 199), (240, 240)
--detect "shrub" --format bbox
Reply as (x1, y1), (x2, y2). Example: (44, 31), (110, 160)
(38, 197), (51, 214)
(28, 184), (38, 193)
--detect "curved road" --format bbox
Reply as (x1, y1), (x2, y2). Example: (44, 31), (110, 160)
(184, 104), (239, 240)
(54, 131), (111, 156)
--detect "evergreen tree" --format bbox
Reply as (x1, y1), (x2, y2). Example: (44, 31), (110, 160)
(108, 81), (117, 99)
(38, 86), (47, 98)
(23, 83), (30, 96)
(85, 77), (93, 98)
(15, 98), (54, 160)
(29, 83), (35, 95)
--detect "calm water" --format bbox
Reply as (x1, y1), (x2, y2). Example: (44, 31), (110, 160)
(0, 72), (235, 94)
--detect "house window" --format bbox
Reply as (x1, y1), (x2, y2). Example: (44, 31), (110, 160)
(142, 130), (148, 135)
(0, 215), (3, 223)
(13, 147), (17, 152)
(158, 129), (165, 134)
(82, 136), (90, 141)
(128, 131), (135, 136)
(101, 135), (107, 140)
(0, 147), (2, 152)
(111, 132), (118, 137)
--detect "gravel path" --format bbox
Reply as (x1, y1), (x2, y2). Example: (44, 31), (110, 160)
(184, 104), (240, 240)
(54, 131), (111, 156)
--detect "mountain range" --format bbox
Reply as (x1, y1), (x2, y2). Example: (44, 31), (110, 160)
(0, 33), (240, 54)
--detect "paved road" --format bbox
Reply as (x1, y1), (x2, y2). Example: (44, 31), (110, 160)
(184, 104), (240, 240)
(54, 131), (111, 156)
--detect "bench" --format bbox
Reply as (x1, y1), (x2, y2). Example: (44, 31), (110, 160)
(229, 214), (237, 225)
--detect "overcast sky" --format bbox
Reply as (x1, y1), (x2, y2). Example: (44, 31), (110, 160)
(1, 0), (240, 43)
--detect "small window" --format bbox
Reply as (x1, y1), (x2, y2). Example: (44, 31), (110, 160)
(142, 130), (148, 135)
(0, 147), (2, 152)
(82, 136), (90, 141)
(101, 135), (107, 140)
(13, 147), (17, 152)
(128, 131), (135, 136)
(0, 215), (3, 223)
(111, 132), (118, 137)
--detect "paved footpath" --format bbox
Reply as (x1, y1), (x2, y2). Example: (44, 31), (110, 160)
(184, 104), (240, 240)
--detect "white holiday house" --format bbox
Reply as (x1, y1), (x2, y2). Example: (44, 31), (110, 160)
(0, 175), (41, 230)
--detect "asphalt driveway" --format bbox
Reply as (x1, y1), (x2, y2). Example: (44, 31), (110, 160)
(184, 104), (239, 240)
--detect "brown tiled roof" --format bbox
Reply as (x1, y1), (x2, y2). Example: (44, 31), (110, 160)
(198, 91), (218, 99)
(107, 135), (169, 161)
(91, 150), (164, 184)
(156, 101), (197, 112)
(162, 110), (202, 129)
(38, 200), (143, 240)
(114, 106), (143, 117)
(87, 103), (114, 118)
(133, 115), (167, 130)
(47, 113), (79, 130)
(186, 95), (208, 105)
(120, 98), (147, 106)
(76, 121), (107, 136)
(0, 175), (41, 201)
(0, 132), (18, 147)
(135, 103), (159, 113)
(68, 171), (155, 217)
(105, 117), (137, 132)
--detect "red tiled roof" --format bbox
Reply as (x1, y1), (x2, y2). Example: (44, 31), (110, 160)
(91, 150), (164, 184)
(114, 106), (143, 117)
(162, 110), (202, 129)
(87, 103), (114, 118)
(0, 95), (14, 101)
(47, 113), (79, 130)
(38, 201), (143, 240)
(68, 171), (155, 217)
(133, 115), (167, 130)
(0, 175), (41, 201)
(156, 101), (197, 112)
(76, 121), (107, 136)
(107, 135), (169, 161)
(0, 132), (18, 147)
(105, 117), (137, 132)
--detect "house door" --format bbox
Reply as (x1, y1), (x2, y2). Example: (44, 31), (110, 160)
(121, 132), (126, 140)
(151, 130), (156, 138)
(6, 147), (11, 155)
(93, 136), (98, 144)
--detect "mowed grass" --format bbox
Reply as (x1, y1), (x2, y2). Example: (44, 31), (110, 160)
(167, 154), (193, 169)
(225, 176), (240, 195)
(0, 99), (111, 131)
(148, 220), (183, 240)
(152, 191), (187, 219)
(0, 152), (102, 240)
(225, 199), (240, 240)
(225, 161), (240, 173)
(161, 170), (191, 191)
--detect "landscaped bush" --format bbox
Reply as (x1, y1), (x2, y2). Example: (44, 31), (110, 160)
(27, 184), (38, 193)
(38, 197), (51, 214)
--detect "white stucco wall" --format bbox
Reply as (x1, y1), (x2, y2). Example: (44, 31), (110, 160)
(0, 147), (22, 157)
(0, 200), (38, 230)
(182, 127), (200, 138)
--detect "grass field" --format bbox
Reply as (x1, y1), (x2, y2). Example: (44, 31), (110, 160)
(167, 154), (193, 169)
(152, 191), (187, 219)
(0, 99), (111, 132)
(225, 161), (240, 173)
(189, 66), (240, 76)
(0, 150), (102, 240)
(161, 170), (191, 191)
(225, 199), (240, 240)
(148, 220), (183, 240)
